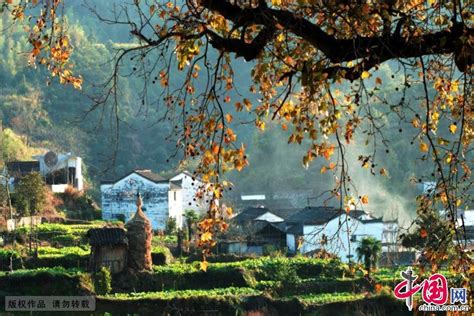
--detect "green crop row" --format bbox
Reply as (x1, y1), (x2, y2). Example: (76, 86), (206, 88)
(291, 292), (367, 305)
(104, 287), (261, 300)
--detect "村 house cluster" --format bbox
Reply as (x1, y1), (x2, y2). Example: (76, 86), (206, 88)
(100, 169), (209, 230)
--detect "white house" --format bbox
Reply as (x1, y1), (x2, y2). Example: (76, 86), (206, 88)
(101, 169), (182, 230)
(170, 170), (210, 214)
(7, 151), (84, 193)
(286, 207), (398, 262)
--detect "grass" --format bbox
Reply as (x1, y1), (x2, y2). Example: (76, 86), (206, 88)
(293, 292), (367, 305)
(36, 246), (90, 258)
(0, 266), (84, 277)
(103, 287), (261, 300)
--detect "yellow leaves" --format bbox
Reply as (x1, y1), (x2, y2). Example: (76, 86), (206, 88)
(234, 158), (245, 171)
(296, 237), (304, 250)
(379, 168), (388, 176)
(320, 162), (336, 174)
(419, 142), (429, 152)
(360, 71), (370, 80)
(437, 137), (450, 145)
(235, 102), (243, 112)
(224, 128), (237, 143)
(243, 99), (252, 111)
(344, 195), (357, 213)
(225, 113), (233, 123)
(322, 145), (335, 160)
(208, 14), (228, 32)
(445, 152), (452, 164)
(226, 206), (233, 217)
(200, 260), (208, 272)
(211, 143), (220, 155)
(272, 0), (282, 5)
(276, 32), (285, 43)
(281, 123), (288, 131)
(450, 80), (459, 92)
(256, 120), (265, 131)
(361, 195), (369, 204)
(411, 118), (421, 128)
(201, 232), (213, 242)
(449, 123), (457, 134)
(149, 4), (156, 15)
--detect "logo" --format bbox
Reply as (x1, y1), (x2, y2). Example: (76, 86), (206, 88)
(393, 268), (470, 312)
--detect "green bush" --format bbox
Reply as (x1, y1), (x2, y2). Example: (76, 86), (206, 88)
(151, 245), (174, 265)
(94, 267), (112, 295)
(113, 266), (253, 293)
(0, 248), (23, 270)
(0, 267), (93, 296)
(50, 234), (81, 246)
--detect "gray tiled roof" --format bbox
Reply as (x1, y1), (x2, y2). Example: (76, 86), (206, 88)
(100, 169), (167, 185)
(87, 228), (127, 246)
(233, 207), (270, 224)
(287, 206), (366, 225)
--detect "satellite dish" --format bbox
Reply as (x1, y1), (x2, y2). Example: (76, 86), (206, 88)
(44, 151), (58, 168)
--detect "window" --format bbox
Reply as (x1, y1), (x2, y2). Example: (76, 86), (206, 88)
(350, 234), (357, 242)
(174, 191), (176, 201)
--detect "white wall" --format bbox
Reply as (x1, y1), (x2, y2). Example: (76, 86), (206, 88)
(168, 189), (183, 228)
(296, 215), (385, 262)
(171, 172), (210, 214)
(286, 234), (296, 252)
(101, 173), (169, 230)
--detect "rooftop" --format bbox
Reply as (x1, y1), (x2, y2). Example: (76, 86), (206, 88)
(101, 169), (168, 185)
(87, 227), (128, 246)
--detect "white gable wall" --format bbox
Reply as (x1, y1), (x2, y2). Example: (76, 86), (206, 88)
(286, 234), (296, 252)
(168, 189), (184, 228)
(296, 215), (385, 262)
(171, 172), (210, 214)
(101, 172), (169, 230)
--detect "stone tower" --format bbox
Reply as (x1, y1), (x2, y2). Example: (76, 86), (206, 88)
(125, 192), (152, 271)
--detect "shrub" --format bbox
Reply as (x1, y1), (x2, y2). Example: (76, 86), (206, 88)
(94, 267), (112, 295)
(165, 217), (177, 235)
(50, 234), (80, 246)
(0, 248), (23, 270)
(0, 267), (93, 296)
(151, 245), (174, 265)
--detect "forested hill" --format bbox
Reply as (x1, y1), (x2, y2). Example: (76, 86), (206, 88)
(0, 2), (445, 222)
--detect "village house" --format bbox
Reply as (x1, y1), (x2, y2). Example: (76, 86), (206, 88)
(219, 206), (295, 255)
(100, 169), (208, 230)
(6, 151), (84, 193)
(170, 170), (210, 214)
(100, 169), (177, 230)
(285, 206), (399, 263)
(87, 227), (128, 273)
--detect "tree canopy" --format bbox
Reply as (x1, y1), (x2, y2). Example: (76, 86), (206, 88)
(2, 0), (472, 272)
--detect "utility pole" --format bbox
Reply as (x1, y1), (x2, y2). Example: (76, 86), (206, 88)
(1, 171), (15, 272)
(0, 172), (13, 220)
